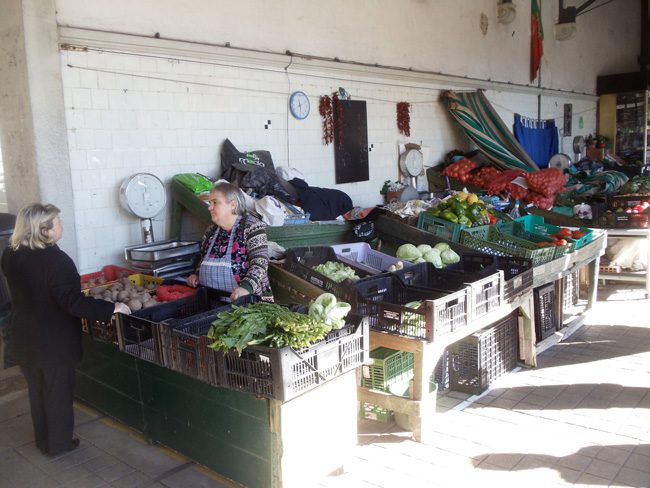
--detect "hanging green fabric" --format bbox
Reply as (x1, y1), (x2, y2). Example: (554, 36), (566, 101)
(445, 90), (539, 172)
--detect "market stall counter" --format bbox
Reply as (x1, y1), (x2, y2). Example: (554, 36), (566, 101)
(76, 266), (366, 488)
(273, 215), (606, 443)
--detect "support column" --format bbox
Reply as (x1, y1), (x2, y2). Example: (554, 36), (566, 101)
(0, 0), (78, 260)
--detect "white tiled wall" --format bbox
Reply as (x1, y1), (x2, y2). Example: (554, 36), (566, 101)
(60, 48), (596, 273)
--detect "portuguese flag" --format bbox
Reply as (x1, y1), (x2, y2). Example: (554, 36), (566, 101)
(531, 0), (544, 82)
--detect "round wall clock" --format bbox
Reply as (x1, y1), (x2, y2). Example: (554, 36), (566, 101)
(289, 91), (310, 120)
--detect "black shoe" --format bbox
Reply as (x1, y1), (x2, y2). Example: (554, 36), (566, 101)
(47, 438), (80, 457)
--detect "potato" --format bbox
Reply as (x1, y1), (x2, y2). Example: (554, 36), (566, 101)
(143, 299), (158, 309)
(117, 290), (130, 302)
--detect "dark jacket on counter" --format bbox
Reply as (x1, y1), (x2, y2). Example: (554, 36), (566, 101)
(1, 245), (114, 368)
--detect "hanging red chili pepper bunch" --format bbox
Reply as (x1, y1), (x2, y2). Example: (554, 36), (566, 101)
(332, 92), (344, 147)
(319, 95), (334, 145)
(397, 102), (411, 136)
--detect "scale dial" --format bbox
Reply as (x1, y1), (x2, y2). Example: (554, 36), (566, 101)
(119, 173), (167, 219)
(399, 148), (424, 177)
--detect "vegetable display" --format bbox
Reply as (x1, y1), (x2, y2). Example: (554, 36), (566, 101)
(313, 261), (360, 282)
(425, 192), (493, 227)
(86, 277), (159, 311)
(619, 175), (650, 195)
(396, 242), (460, 267)
(208, 293), (352, 354)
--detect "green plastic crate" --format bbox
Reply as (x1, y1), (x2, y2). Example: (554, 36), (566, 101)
(497, 220), (575, 260)
(417, 212), (465, 242)
(460, 225), (556, 266)
(361, 347), (414, 391)
(359, 402), (393, 422)
(516, 214), (593, 250)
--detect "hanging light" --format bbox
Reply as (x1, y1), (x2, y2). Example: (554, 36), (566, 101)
(497, 0), (517, 24)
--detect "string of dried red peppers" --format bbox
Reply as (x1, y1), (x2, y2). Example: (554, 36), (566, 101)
(319, 95), (334, 145)
(397, 102), (411, 137)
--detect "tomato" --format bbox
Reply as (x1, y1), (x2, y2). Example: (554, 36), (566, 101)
(557, 228), (572, 237)
(554, 239), (568, 246)
(571, 230), (585, 239)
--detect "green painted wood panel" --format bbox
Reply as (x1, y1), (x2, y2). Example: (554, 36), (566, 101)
(76, 336), (274, 488)
(75, 337), (144, 431)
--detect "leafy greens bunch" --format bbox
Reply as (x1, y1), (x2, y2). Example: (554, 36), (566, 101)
(208, 293), (351, 354)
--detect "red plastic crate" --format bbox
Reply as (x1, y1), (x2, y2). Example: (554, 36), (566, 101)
(80, 265), (138, 288)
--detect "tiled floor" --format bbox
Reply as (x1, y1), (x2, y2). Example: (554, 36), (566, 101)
(1, 283), (648, 488)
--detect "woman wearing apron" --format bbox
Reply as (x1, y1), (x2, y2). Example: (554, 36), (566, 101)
(187, 182), (274, 302)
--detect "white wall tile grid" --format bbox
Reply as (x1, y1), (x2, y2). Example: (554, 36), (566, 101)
(60, 48), (596, 273)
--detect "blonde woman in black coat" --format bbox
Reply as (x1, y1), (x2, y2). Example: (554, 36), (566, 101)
(1, 203), (131, 456)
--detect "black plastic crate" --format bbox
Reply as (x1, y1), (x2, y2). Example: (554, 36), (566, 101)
(449, 310), (519, 395)
(498, 256), (534, 302)
(394, 262), (503, 321)
(283, 246), (373, 303)
(562, 270), (579, 309)
(117, 288), (212, 364)
(86, 318), (119, 346)
(216, 314), (369, 402)
(352, 274), (470, 341)
(444, 252), (499, 275)
(159, 304), (233, 384)
(534, 283), (557, 342)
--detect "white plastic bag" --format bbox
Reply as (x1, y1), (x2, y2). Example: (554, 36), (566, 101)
(255, 196), (286, 226)
(607, 237), (648, 271)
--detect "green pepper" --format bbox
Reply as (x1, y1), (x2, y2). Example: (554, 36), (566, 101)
(458, 215), (472, 227)
(451, 200), (469, 215)
(468, 203), (483, 223)
(427, 207), (441, 217)
(441, 210), (459, 224)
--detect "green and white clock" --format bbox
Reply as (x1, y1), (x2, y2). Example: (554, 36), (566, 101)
(289, 91), (310, 120)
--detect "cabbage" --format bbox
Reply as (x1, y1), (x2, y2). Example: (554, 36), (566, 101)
(441, 249), (461, 265)
(424, 249), (443, 268)
(413, 257), (426, 264)
(313, 261), (359, 282)
(309, 293), (351, 330)
(434, 242), (450, 252)
(396, 243), (422, 261)
(416, 244), (432, 254)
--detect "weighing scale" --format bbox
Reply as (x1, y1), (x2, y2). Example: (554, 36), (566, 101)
(398, 146), (424, 200)
(119, 173), (198, 278)
(119, 173), (167, 243)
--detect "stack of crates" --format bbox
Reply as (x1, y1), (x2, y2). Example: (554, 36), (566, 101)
(360, 347), (414, 422)
(533, 283), (557, 342)
(449, 311), (519, 395)
(562, 270), (580, 310)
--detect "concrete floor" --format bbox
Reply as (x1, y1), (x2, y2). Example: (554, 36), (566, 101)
(1, 283), (649, 488)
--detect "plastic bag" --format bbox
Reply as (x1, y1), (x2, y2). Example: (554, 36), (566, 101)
(607, 237), (648, 271)
(255, 196), (286, 226)
(174, 173), (214, 194)
(221, 139), (296, 203)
